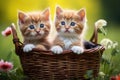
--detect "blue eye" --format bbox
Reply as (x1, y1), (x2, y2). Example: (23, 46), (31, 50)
(40, 24), (44, 28)
(29, 25), (34, 29)
(61, 21), (65, 25)
(70, 22), (75, 26)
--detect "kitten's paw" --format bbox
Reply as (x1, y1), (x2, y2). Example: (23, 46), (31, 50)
(23, 44), (35, 52)
(71, 46), (84, 54)
(51, 46), (63, 54)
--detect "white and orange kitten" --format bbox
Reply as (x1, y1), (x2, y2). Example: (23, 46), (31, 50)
(18, 8), (51, 52)
(51, 6), (87, 54)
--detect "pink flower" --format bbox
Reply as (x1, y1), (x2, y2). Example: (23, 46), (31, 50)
(116, 74), (120, 80)
(0, 60), (13, 72)
(110, 76), (116, 80)
(1, 27), (12, 37)
(111, 74), (120, 80)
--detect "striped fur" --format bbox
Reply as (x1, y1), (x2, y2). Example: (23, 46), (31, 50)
(51, 6), (87, 54)
(18, 8), (51, 51)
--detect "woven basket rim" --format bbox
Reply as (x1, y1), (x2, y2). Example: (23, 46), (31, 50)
(22, 45), (105, 55)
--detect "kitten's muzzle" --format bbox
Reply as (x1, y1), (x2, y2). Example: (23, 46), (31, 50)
(35, 30), (41, 35)
(65, 28), (70, 33)
(36, 31), (40, 33)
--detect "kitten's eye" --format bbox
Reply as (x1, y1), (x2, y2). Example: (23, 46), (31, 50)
(29, 25), (35, 29)
(61, 21), (65, 25)
(40, 24), (44, 28)
(70, 22), (76, 26)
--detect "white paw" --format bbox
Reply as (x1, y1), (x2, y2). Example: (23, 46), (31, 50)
(51, 46), (63, 54)
(71, 46), (84, 54)
(23, 44), (35, 52)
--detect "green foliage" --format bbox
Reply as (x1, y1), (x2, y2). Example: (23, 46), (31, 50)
(111, 48), (119, 56)
(0, 68), (25, 80)
(98, 27), (107, 36)
(98, 47), (120, 80)
(0, 51), (26, 80)
(84, 70), (93, 79)
(5, 50), (12, 61)
(83, 47), (120, 80)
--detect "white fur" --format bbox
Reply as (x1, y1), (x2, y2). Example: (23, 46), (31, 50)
(68, 28), (74, 33)
(60, 26), (74, 33)
(60, 27), (74, 33)
(71, 46), (84, 54)
(40, 30), (44, 35)
(51, 46), (63, 54)
(59, 34), (80, 49)
(31, 32), (36, 36)
(30, 31), (45, 36)
(63, 39), (72, 49)
(23, 44), (35, 52)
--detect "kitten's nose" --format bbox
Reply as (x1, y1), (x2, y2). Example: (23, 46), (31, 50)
(65, 28), (70, 32)
(36, 30), (40, 34)
(65, 28), (69, 30)
(65, 26), (69, 30)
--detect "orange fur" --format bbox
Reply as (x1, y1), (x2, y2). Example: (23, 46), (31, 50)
(18, 8), (51, 50)
(53, 6), (87, 50)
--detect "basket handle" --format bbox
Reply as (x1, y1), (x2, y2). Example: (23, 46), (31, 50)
(90, 26), (98, 44)
(11, 23), (22, 55)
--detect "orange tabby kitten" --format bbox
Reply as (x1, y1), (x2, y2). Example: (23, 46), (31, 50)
(18, 8), (51, 52)
(51, 6), (87, 54)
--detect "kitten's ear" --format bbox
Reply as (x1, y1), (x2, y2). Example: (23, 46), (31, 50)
(56, 6), (63, 16)
(18, 11), (28, 23)
(42, 8), (50, 20)
(77, 8), (86, 21)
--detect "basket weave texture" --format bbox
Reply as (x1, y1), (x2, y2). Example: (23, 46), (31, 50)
(11, 24), (105, 80)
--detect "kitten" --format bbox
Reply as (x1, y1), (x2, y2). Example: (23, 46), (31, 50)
(18, 8), (51, 52)
(51, 6), (87, 54)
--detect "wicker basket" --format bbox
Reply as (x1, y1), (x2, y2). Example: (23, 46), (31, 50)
(11, 24), (105, 80)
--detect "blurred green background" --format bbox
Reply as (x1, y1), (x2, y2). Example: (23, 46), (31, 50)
(0, 0), (120, 68)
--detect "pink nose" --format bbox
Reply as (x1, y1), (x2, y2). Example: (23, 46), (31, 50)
(65, 28), (69, 30)
(36, 30), (40, 34)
